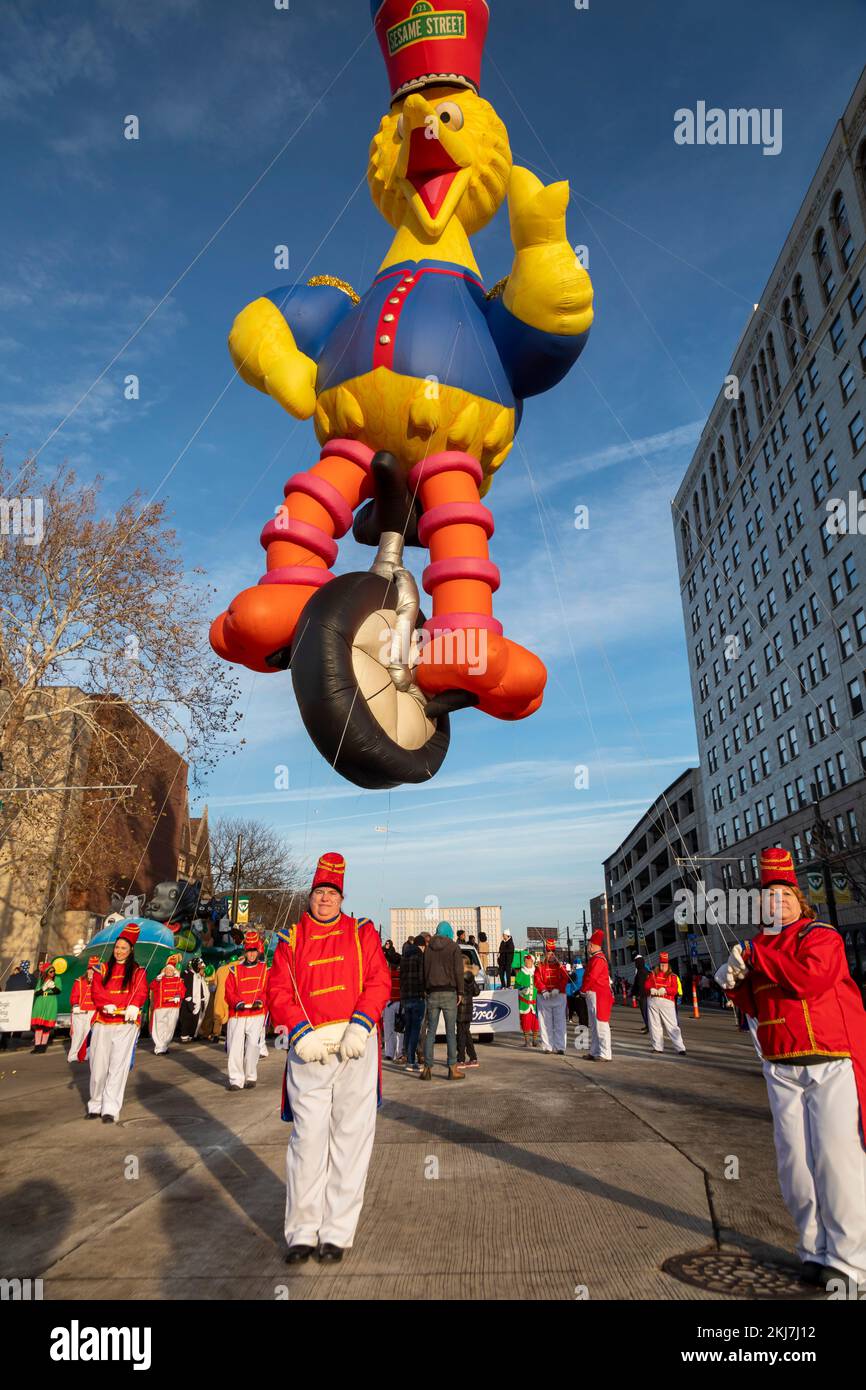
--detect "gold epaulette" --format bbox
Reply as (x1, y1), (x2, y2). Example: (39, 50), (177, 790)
(486, 276), (509, 302)
(307, 275), (360, 305)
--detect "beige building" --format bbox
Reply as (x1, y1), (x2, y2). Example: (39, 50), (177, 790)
(389, 904), (503, 962)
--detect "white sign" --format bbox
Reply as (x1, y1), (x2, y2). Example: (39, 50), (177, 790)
(0, 991), (34, 1031)
(472, 988), (519, 1033)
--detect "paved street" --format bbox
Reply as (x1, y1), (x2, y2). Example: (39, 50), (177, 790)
(0, 1008), (811, 1301)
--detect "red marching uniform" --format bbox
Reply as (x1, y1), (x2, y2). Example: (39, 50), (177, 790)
(643, 969), (678, 1003)
(91, 962), (148, 1025)
(149, 974), (186, 1012)
(268, 912), (390, 1049)
(70, 974), (97, 1012)
(722, 847), (866, 1287)
(581, 951), (613, 1021)
(534, 960), (570, 994)
(225, 959), (269, 1017)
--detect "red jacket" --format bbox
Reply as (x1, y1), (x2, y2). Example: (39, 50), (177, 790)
(92, 963), (148, 1025)
(581, 952), (613, 1022)
(267, 911), (390, 1049)
(70, 974), (97, 1011)
(728, 917), (866, 1130)
(150, 974), (186, 1011)
(225, 959), (269, 1018)
(388, 965), (401, 1003)
(534, 961), (569, 994)
(645, 969), (678, 1002)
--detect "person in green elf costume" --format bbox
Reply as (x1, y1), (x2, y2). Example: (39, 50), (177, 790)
(514, 950), (539, 1048)
(31, 963), (61, 1052)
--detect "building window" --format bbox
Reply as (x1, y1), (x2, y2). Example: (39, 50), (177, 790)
(850, 280), (864, 324)
(850, 412), (865, 455)
(849, 675), (864, 717)
(830, 315), (846, 353)
(814, 230), (835, 305)
(831, 190), (855, 268)
(840, 362), (855, 403)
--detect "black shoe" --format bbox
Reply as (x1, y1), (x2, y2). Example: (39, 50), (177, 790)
(556, 1050), (565, 1055)
(318, 1244), (344, 1263)
(227, 1083), (243, 1091)
(101, 1113), (117, 1124)
(640, 1027), (649, 1034)
(85, 1111), (101, 1120)
(285, 1245), (315, 1265)
(244, 1080), (257, 1089)
(799, 1261), (824, 1286)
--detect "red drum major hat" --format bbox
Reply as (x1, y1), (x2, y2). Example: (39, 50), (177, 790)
(311, 851), (346, 895)
(760, 846), (799, 889)
(118, 922), (140, 946)
(589, 929), (604, 947)
(372, 0), (490, 103)
(243, 931), (261, 951)
(659, 951), (670, 964)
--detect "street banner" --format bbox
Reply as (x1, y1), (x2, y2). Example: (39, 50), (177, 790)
(237, 896), (250, 925)
(805, 870), (852, 906)
(0, 990), (34, 1031)
(472, 988), (519, 1032)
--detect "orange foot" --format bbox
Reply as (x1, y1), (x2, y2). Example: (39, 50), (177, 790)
(415, 629), (546, 721)
(209, 583), (319, 674)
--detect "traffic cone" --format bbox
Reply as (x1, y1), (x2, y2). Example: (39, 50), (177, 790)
(692, 980), (700, 1019)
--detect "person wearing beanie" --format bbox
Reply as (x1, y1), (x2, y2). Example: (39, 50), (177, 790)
(497, 931), (515, 989)
(267, 851), (390, 1265)
(580, 930), (613, 1061)
(30, 964), (61, 1052)
(716, 846), (866, 1292)
(534, 942), (569, 1054)
(225, 933), (269, 1090)
(644, 952), (686, 1055)
(149, 954), (185, 1056)
(514, 951), (540, 1048)
(420, 921), (466, 1080)
(68, 957), (102, 1062)
(87, 924), (148, 1122)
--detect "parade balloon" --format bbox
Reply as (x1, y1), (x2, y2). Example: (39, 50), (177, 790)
(52, 957), (68, 975)
(210, 0), (593, 790)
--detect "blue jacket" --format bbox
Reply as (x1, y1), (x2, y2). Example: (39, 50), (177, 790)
(265, 258), (589, 421)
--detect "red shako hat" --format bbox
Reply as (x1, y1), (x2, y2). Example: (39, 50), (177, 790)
(118, 922), (140, 946)
(87, 955), (103, 971)
(372, 0), (490, 103)
(659, 951), (670, 964)
(760, 846), (799, 889)
(589, 929), (604, 947)
(311, 852), (346, 895)
(243, 931), (261, 951)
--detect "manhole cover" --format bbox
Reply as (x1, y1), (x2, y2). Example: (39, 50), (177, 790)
(663, 1249), (820, 1300)
(122, 1115), (206, 1128)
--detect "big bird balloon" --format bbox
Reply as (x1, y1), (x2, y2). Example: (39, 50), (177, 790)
(211, 0), (593, 789)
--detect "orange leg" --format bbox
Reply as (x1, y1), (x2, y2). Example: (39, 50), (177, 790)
(409, 452), (546, 720)
(210, 440), (374, 672)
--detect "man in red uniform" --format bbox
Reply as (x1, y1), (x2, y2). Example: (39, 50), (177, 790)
(267, 851), (390, 1265)
(68, 956), (101, 1063)
(149, 953), (185, 1055)
(644, 952), (686, 1055)
(580, 930), (613, 1060)
(716, 846), (866, 1290)
(88, 923), (148, 1122)
(534, 941), (569, 1053)
(225, 931), (269, 1091)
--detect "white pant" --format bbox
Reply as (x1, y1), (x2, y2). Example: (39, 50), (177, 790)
(284, 1032), (378, 1250)
(764, 1058), (866, 1283)
(537, 992), (567, 1051)
(67, 1010), (94, 1062)
(151, 1007), (179, 1054)
(226, 1014), (265, 1087)
(647, 997), (685, 1052)
(88, 1022), (139, 1117)
(585, 991), (612, 1060)
(382, 1001), (402, 1059)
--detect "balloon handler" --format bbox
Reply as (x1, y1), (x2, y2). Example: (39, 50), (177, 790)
(266, 852), (390, 1265)
(224, 932), (270, 1090)
(87, 923), (148, 1123)
(716, 847), (866, 1291)
(68, 956), (103, 1063)
(211, 0), (593, 733)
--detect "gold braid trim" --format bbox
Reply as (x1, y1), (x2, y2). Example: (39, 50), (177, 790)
(486, 276), (509, 302)
(307, 275), (360, 305)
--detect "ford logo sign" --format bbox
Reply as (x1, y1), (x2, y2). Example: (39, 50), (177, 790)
(472, 1000), (510, 1023)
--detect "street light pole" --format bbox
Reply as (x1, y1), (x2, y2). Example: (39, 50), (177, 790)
(810, 791), (839, 930)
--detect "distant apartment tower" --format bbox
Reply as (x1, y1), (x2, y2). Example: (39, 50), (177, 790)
(672, 69), (866, 972)
(604, 768), (714, 976)
(589, 892), (608, 954)
(389, 904), (503, 959)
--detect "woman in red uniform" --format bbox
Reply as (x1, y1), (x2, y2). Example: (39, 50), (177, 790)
(87, 923), (148, 1123)
(717, 847), (866, 1290)
(149, 953), (185, 1055)
(68, 956), (102, 1063)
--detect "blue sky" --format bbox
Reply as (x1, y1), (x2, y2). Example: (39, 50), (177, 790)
(2, 0), (863, 935)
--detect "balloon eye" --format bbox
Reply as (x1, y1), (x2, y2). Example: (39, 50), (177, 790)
(436, 102), (464, 131)
(396, 113), (405, 139)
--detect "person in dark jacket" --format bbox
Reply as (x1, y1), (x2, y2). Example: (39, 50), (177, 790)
(497, 932), (515, 989)
(399, 938), (426, 1073)
(420, 922), (465, 1081)
(630, 955), (649, 1032)
(457, 954), (482, 1068)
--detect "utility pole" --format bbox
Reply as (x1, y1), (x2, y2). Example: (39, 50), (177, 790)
(232, 833), (243, 926)
(581, 909), (588, 960)
(566, 921), (573, 963)
(810, 791), (839, 930)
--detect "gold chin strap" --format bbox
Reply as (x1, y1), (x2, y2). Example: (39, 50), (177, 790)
(307, 275), (360, 305)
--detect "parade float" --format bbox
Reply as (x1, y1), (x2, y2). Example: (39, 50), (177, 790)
(210, 0), (594, 790)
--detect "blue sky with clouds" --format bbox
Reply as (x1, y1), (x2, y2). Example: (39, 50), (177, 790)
(2, 0), (863, 935)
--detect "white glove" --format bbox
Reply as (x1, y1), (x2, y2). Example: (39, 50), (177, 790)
(124, 1006), (140, 1024)
(338, 1022), (371, 1061)
(103, 1004), (117, 1016)
(72, 1005), (82, 1015)
(714, 963), (737, 991)
(294, 1031), (332, 1064)
(728, 944), (748, 981)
